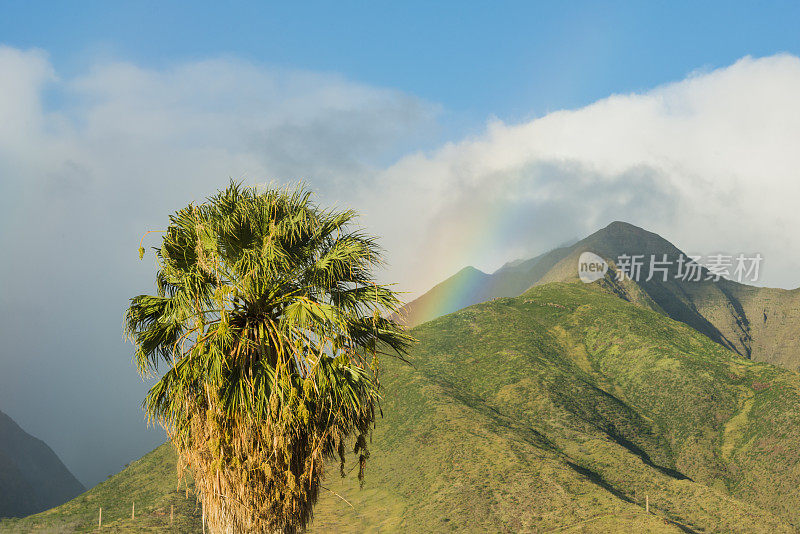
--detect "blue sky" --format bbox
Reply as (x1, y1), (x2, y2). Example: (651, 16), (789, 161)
(4, 2), (800, 488)
(4, 1), (800, 124)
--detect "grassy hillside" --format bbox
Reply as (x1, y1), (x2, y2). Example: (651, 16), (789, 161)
(0, 445), (200, 533)
(7, 282), (800, 532)
(313, 283), (800, 532)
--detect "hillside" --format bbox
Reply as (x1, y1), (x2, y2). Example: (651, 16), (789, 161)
(0, 410), (84, 519)
(402, 221), (800, 371)
(0, 444), (200, 532)
(534, 222), (800, 371)
(310, 283), (800, 532)
(9, 282), (800, 532)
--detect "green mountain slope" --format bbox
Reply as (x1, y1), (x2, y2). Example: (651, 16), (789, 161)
(403, 222), (800, 371)
(9, 282), (800, 532)
(536, 222), (800, 371)
(312, 283), (800, 532)
(0, 444), (200, 532)
(0, 410), (85, 518)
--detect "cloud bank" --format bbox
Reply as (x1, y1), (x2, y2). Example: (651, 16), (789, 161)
(376, 54), (800, 291)
(2, 47), (800, 485)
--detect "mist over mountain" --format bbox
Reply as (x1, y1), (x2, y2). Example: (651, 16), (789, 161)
(0, 410), (84, 519)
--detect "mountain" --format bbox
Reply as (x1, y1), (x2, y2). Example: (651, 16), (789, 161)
(529, 221), (800, 371)
(0, 410), (84, 519)
(403, 221), (800, 371)
(9, 282), (800, 532)
(399, 247), (572, 325)
(0, 443), (200, 532)
(311, 284), (800, 532)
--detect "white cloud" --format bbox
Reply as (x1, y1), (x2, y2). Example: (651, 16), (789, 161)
(373, 54), (800, 293)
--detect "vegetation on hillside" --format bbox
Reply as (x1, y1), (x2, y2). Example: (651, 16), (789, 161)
(0, 445), (199, 533)
(402, 221), (800, 374)
(317, 282), (800, 532)
(11, 281), (800, 532)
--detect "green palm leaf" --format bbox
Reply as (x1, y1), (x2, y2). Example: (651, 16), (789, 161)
(125, 181), (413, 533)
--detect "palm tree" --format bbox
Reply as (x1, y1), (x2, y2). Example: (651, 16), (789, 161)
(125, 182), (413, 533)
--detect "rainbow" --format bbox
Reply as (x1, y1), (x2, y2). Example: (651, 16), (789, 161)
(405, 266), (490, 325)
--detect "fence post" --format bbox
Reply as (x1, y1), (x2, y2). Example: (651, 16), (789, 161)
(98, 507), (102, 528)
(171, 504), (174, 525)
(646, 495), (650, 513)
(202, 501), (206, 534)
(132, 501), (135, 520)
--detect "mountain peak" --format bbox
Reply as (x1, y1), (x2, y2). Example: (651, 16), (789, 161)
(595, 220), (666, 242)
(576, 221), (681, 259)
(456, 265), (487, 277)
(603, 220), (648, 233)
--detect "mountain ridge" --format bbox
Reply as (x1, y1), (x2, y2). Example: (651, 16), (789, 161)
(0, 410), (85, 519)
(402, 221), (800, 371)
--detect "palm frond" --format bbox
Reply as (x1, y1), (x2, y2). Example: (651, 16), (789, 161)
(125, 180), (414, 533)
